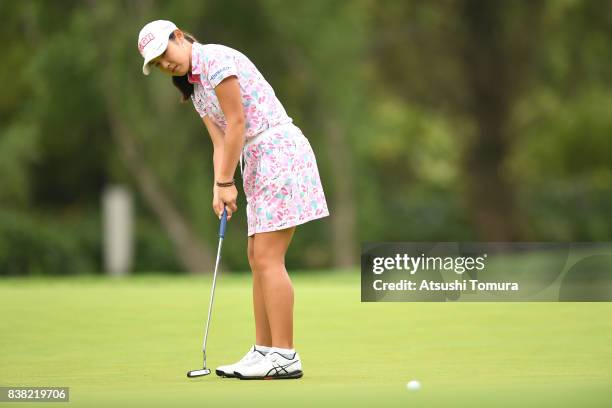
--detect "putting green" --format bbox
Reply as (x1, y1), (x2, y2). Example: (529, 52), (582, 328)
(1, 272), (611, 407)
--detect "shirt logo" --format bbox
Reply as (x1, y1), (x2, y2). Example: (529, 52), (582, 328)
(138, 33), (155, 55)
(210, 66), (230, 81)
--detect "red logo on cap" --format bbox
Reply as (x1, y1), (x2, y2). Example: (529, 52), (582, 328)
(138, 32), (155, 55)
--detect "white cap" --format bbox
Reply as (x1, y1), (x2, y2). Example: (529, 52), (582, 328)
(137, 20), (178, 75)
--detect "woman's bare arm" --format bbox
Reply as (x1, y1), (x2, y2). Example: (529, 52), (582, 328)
(202, 115), (225, 189)
(214, 76), (245, 183)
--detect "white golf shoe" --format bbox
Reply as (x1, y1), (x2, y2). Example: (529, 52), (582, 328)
(215, 345), (267, 378)
(233, 350), (303, 380)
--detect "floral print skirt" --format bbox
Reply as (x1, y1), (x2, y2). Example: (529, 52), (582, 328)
(241, 122), (330, 236)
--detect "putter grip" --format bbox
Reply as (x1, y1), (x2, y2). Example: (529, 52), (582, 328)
(219, 206), (228, 238)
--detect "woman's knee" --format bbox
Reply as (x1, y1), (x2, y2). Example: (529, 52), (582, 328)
(247, 237), (256, 271)
(248, 250), (257, 272)
(252, 247), (283, 275)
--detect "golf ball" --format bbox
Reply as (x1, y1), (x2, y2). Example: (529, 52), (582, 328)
(406, 380), (421, 391)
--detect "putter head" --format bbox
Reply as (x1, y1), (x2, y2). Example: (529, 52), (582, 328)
(187, 368), (211, 378)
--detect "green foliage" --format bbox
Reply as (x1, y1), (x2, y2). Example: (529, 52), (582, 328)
(523, 181), (612, 241)
(0, 122), (39, 205)
(0, 208), (182, 276)
(0, 209), (98, 276)
(513, 89), (612, 182)
(133, 216), (183, 273)
(1, 0), (612, 274)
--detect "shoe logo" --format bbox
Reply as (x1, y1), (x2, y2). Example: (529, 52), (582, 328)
(266, 360), (298, 376)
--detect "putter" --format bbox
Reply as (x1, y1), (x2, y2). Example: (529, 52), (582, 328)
(187, 206), (228, 378)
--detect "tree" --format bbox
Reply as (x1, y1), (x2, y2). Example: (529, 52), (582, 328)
(370, 0), (545, 240)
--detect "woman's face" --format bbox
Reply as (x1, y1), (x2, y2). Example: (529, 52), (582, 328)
(150, 30), (192, 76)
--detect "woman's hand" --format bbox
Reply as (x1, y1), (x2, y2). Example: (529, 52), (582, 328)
(213, 184), (238, 220)
(212, 185), (224, 218)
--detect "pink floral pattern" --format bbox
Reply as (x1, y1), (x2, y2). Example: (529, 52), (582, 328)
(188, 43), (329, 235)
(243, 124), (330, 236)
(188, 43), (292, 137)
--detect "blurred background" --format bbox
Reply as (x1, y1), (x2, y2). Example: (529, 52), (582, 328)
(1, 0), (611, 276)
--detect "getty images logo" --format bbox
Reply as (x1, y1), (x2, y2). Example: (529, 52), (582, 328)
(372, 253), (488, 275)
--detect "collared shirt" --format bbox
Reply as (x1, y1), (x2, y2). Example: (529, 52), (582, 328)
(188, 43), (292, 138)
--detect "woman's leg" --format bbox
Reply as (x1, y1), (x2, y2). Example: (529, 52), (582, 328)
(248, 235), (272, 346)
(252, 226), (297, 349)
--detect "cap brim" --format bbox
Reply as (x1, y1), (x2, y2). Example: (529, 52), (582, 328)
(141, 36), (170, 75)
(142, 60), (153, 75)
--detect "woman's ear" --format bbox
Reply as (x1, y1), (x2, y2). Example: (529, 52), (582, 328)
(173, 29), (184, 45)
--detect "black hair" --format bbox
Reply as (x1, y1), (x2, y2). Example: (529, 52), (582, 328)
(169, 31), (198, 102)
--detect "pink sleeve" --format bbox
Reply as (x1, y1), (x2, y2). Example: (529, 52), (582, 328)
(206, 52), (238, 88)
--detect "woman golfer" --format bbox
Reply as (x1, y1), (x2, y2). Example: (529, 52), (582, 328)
(138, 20), (329, 380)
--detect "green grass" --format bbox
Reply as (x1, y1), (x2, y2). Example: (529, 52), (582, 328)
(1, 271), (611, 407)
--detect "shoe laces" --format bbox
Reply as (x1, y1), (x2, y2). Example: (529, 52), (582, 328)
(263, 351), (285, 363)
(239, 349), (262, 364)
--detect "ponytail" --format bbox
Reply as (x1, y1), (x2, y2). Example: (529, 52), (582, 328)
(170, 31), (198, 102)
